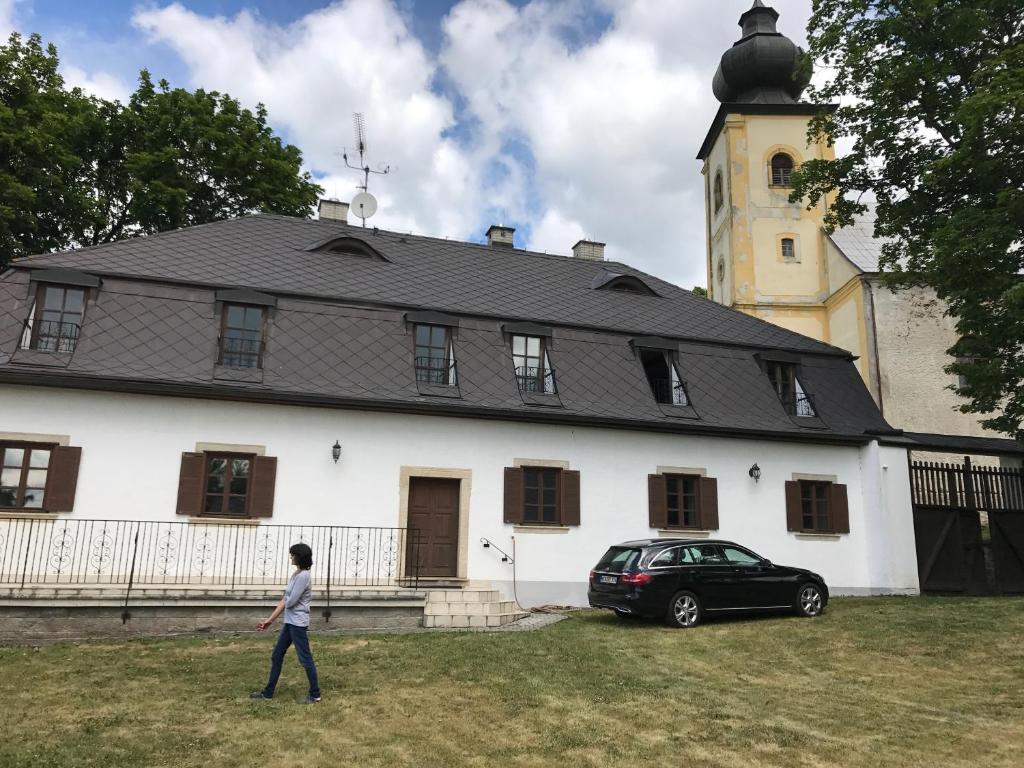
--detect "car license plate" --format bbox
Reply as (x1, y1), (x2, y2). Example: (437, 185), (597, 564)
(599, 575), (617, 584)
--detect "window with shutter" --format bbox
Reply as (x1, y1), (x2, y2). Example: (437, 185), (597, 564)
(649, 473), (719, 531)
(0, 441), (79, 511)
(507, 466), (580, 526)
(176, 451), (276, 519)
(785, 479), (849, 534)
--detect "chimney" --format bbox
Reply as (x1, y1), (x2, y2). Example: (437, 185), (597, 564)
(318, 198), (349, 223)
(572, 239), (606, 261)
(486, 224), (515, 248)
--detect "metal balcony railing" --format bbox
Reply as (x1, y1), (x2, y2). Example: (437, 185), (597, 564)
(515, 365), (556, 394)
(219, 336), (263, 369)
(415, 356), (457, 386)
(782, 391), (817, 418)
(0, 518), (423, 590)
(21, 319), (81, 354)
(648, 377), (688, 406)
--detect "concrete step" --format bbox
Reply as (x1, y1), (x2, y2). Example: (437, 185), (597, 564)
(423, 599), (520, 616)
(426, 589), (501, 603)
(422, 612), (528, 629)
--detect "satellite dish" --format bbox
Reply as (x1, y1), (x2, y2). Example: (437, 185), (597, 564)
(350, 191), (378, 223)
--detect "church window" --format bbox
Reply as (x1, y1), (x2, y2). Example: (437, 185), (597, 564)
(713, 171), (724, 212)
(770, 153), (794, 186)
(781, 238), (796, 261)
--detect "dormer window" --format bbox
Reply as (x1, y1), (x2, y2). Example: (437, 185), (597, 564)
(23, 285), (86, 353)
(770, 152), (794, 186)
(766, 361), (815, 417)
(414, 324), (457, 386)
(219, 304), (265, 369)
(591, 270), (658, 296)
(639, 348), (688, 406)
(512, 335), (556, 394)
(305, 236), (388, 261)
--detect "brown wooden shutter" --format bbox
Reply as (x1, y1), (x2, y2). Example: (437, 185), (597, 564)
(830, 483), (850, 533)
(785, 480), (802, 531)
(560, 469), (581, 526)
(249, 456), (278, 518)
(176, 452), (206, 516)
(503, 467), (524, 524)
(699, 476), (719, 530)
(648, 474), (667, 528)
(43, 446), (82, 512)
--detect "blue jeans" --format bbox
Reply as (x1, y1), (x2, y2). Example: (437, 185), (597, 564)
(262, 623), (320, 699)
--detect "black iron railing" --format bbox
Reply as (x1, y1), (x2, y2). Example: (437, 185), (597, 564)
(0, 518), (422, 589)
(415, 355), (456, 386)
(21, 318), (81, 354)
(648, 377), (688, 406)
(515, 365), (556, 394)
(781, 391), (816, 418)
(219, 336), (263, 369)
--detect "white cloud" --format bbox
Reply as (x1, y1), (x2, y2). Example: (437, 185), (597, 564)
(439, 0), (815, 287)
(132, 0), (487, 243)
(1, 0), (18, 36)
(126, 0), (821, 289)
(62, 65), (132, 102)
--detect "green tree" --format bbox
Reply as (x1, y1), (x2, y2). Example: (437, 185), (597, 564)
(0, 33), (100, 261)
(791, 0), (1023, 439)
(0, 33), (322, 267)
(691, 286), (708, 298)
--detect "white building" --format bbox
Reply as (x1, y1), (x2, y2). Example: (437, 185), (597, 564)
(0, 202), (920, 610)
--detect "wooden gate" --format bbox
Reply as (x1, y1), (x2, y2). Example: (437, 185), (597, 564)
(910, 458), (1024, 594)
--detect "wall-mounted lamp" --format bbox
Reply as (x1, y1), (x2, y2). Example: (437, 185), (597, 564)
(748, 463), (761, 483)
(332, 440), (342, 464)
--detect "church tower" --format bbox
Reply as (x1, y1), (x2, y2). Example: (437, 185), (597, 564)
(697, 1), (836, 343)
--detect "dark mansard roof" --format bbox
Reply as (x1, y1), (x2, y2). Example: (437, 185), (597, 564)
(0, 214), (895, 444)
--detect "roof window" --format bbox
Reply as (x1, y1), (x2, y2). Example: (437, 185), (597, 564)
(306, 236), (388, 261)
(639, 348), (689, 406)
(591, 270), (658, 296)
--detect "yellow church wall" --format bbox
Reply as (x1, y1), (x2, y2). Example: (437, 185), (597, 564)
(744, 306), (828, 341)
(825, 279), (871, 386)
(704, 121), (735, 304)
(826, 238), (861, 296)
(750, 217), (825, 298)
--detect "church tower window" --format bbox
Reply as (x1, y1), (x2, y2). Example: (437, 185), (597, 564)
(713, 171), (724, 212)
(770, 153), (794, 186)
(781, 238), (796, 261)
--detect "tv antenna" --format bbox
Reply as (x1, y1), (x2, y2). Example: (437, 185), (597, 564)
(341, 112), (391, 227)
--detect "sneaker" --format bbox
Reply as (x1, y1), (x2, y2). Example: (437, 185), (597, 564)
(301, 695), (322, 704)
(249, 691), (272, 699)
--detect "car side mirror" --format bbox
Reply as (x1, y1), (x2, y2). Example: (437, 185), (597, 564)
(761, 560), (773, 568)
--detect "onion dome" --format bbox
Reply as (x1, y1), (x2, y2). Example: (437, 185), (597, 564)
(712, 1), (811, 104)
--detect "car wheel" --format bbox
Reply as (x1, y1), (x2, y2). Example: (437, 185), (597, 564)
(665, 591), (702, 628)
(796, 583), (824, 617)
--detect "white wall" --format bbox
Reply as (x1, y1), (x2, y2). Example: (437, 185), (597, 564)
(0, 384), (919, 602)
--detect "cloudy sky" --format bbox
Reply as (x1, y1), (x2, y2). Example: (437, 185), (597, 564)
(2, 0), (815, 288)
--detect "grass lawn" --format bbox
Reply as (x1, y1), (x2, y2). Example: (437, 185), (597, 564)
(1, 597), (1023, 767)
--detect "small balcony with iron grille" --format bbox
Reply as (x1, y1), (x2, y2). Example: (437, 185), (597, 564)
(415, 356), (457, 387)
(515, 365), (556, 395)
(648, 378), (688, 406)
(21, 318), (81, 354)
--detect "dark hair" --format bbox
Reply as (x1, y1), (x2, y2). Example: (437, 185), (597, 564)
(289, 543), (313, 570)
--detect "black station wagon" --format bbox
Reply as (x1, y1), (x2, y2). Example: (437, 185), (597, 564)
(588, 539), (828, 628)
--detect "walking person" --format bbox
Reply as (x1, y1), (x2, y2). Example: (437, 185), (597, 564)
(250, 543), (322, 703)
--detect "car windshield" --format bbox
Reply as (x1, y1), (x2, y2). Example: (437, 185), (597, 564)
(594, 546), (642, 574)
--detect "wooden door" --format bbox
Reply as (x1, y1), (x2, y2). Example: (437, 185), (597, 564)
(406, 477), (460, 578)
